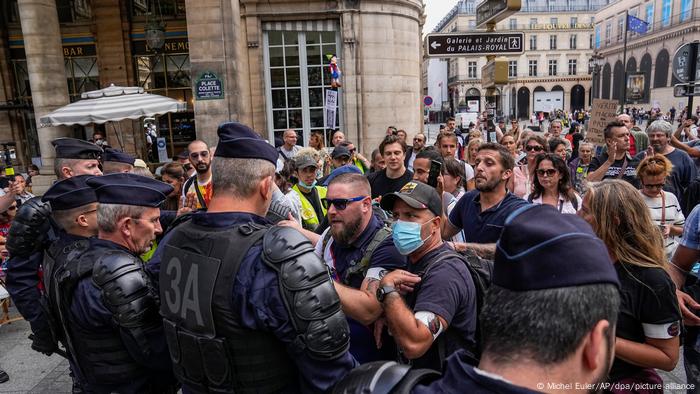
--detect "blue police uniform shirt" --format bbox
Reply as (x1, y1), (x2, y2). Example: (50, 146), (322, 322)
(71, 238), (174, 392)
(413, 350), (541, 393)
(148, 211), (358, 393)
(316, 214), (407, 363)
(448, 190), (528, 244)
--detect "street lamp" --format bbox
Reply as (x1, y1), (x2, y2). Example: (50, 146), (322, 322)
(588, 53), (604, 105)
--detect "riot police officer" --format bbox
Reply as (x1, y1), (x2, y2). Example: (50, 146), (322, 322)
(6, 138), (102, 357)
(49, 173), (176, 393)
(149, 122), (356, 393)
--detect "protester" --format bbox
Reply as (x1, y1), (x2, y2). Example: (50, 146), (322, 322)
(12, 174), (34, 205)
(26, 164), (39, 193)
(438, 132), (474, 188)
(0, 201), (16, 238)
(291, 149), (327, 231)
(498, 132), (517, 158)
(569, 142), (594, 195)
(442, 157), (466, 202)
(464, 138), (481, 166)
(331, 145), (352, 170)
(580, 180), (681, 387)
(548, 137), (568, 162)
(366, 135), (413, 199)
(182, 140), (213, 209)
(528, 153), (581, 214)
(343, 141), (370, 174)
(370, 148), (385, 173)
(405, 133), (426, 172)
(396, 129), (408, 144)
(587, 121), (640, 187)
(309, 130), (332, 177)
(510, 135), (547, 199)
(277, 129), (302, 165)
(637, 155), (685, 261)
(332, 130), (346, 147)
(618, 113), (648, 154)
(159, 162), (186, 211)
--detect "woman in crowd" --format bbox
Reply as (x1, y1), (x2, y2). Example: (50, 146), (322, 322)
(160, 162), (186, 211)
(26, 164), (39, 193)
(637, 154), (685, 262)
(568, 142), (594, 195)
(510, 135), (547, 199)
(499, 132), (518, 158)
(579, 180), (680, 391)
(442, 157), (467, 202)
(548, 137), (568, 162)
(0, 201), (17, 238)
(13, 174), (34, 205)
(464, 138), (482, 168)
(309, 131), (332, 178)
(528, 153), (581, 214)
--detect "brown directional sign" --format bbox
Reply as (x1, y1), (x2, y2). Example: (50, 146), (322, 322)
(482, 57), (508, 88)
(426, 32), (524, 57)
(476, 0), (522, 29)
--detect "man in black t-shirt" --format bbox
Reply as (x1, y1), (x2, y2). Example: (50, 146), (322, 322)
(588, 120), (640, 188)
(366, 135), (413, 199)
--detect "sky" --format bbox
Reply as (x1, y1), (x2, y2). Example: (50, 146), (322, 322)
(423, 0), (461, 35)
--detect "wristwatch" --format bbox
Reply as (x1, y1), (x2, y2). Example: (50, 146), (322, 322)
(376, 285), (398, 303)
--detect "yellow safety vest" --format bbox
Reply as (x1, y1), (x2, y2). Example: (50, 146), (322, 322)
(353, 157), (366, 174)
(292, 184), (327, 230)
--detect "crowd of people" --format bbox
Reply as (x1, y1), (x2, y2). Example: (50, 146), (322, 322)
(0, 110), (698, 393)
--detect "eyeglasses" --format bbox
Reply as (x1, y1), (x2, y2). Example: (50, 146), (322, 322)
(536, 169), (558, 177)
(349, 148), (356, 154)
(525, 145), (544, 152)
(322, 196), (367, 210)
(189, 151), (209, 160)
(643, 183), (665, 189)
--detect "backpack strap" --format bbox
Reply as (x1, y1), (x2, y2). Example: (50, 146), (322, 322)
(343, 226), (392, 284)
(277, 147), (290, 162)
(184, 175), (207, 209)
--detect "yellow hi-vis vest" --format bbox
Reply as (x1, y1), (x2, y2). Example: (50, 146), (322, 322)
(353, 157), (367, 174)
(292, 184), (327, 230)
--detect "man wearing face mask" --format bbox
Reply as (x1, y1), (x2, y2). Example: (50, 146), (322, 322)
(149, 122), (355, 393)
(377, 181), (477, 371)
(292, 150), (327, 232)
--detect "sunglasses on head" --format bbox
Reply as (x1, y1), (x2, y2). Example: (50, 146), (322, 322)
(526, 145), (544, 152)
(536, 169), (557, 177)
(322, 196), (367, 210)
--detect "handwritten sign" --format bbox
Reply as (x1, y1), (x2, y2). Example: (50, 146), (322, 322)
(325, 89), (338, 130)
(587, 99), (619, 146)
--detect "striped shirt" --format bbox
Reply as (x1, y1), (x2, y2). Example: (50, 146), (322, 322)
(640, 191), (685, 261)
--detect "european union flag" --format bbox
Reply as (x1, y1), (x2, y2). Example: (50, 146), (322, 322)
(627, 14), (648, 34)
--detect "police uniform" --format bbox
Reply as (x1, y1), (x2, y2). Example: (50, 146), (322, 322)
(333, 205), (621, 393)
(103, 148), (135, 166)
(48, 173), (177, 393)
(5, 138), (102, 356)
(149, 122), (356, 393)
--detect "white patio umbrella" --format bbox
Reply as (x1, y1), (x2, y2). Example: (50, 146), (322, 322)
(39, 84), (186, 150)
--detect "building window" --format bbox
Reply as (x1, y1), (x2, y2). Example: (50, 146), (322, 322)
(548, 60), (557, 76)
(57, 0), (92, 23)
(64, 57), (100, 102)
(550, 17), (558, 25)
(264, 30), (340, 145)
(646, 3), (654, 31)
(681, 0), (692, 22)
(662, 0), (672, 27)
(617, 16), (624, 41)
(570, 34), (577, 49)
(468, 61), (477, 79)
(509, 18), (517, 30)
(529, 60), (538, 77)
(509, 60), (517, 78)
(550, 35), (557, 50)
(605, 22), (612, 45)
(530, 18), (538, 28)
(568, 59), (577, 75)
(530, 35), (537, 50)
(468, 19), (476, 29)
(130, 0), (186, 18)
(570, 16), (578, 26)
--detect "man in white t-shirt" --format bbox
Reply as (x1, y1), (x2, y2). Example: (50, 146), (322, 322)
(276, 129), (302, 171)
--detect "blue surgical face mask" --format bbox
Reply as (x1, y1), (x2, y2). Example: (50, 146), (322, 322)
(299, 179), (317, 189)
(392, 218), (435, 255)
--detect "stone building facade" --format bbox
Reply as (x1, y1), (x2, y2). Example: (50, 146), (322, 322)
(0, 0), (424, 172)
(593, 0), (700, 113)
(431, 0), (611, 121)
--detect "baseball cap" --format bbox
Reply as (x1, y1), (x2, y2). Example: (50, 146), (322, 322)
(331, 146), (351, 159)
(380, 181), (442, 217)
(294, 155), (318, 170)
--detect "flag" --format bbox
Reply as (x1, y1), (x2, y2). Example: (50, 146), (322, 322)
(627, 14), (648, 34)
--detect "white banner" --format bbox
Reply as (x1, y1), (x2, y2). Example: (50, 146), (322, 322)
(157, 137), (169, 163)
(325, 89), (338, 130)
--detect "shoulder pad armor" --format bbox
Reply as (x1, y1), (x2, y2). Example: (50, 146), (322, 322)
(332, 361), (411, 394)
(262, 226), (316, 263)
(6, 197), (52, 257)
(92, 251), (159, 329)
(262, 227), (350, 360)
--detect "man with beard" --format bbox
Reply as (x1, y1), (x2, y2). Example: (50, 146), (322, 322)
(442, 143), (527, 259)
(182, 140), (212, 209)
(636, 120), (696, 206)
(334, 205), (621, 394)
(316, 173), (405, 362)
(49, 173), (177, 392)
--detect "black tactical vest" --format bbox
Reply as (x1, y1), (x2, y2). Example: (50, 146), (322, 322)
(50, 241), (144, 384)
(159, 221), (297, 393)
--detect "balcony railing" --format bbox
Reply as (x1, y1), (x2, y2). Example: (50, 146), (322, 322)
(596, 7), (700, 50)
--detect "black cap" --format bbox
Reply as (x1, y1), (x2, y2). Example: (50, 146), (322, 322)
(86, 173), (173, 207)
(331, 146), (351, 159)
(103, 148), (135, 165)
(214, 122), (278, 165)
(52, 138), (102, 160)
(494, 205), (620, 291)
(380, 181), (442, 217)
(42, 175), (97, 211)
(176, 150), (189, 160)
(323, 165), (362, 186)
(295, 155), (318, 170)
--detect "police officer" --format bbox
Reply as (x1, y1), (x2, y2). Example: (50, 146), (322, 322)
(5, 138), (102, 357)
(49, 173), (176, 393)
(333, 205), (621, 393)
(102, 148), (135, 174)
(40, 175), (99, 388)
(149, 122), (356, 393)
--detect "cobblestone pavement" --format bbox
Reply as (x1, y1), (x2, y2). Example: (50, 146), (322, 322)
(0, 305), (693, 393)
